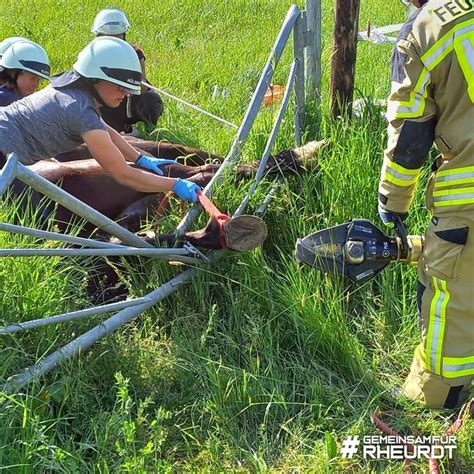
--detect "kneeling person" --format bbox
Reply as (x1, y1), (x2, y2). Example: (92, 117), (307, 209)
(91, 7), (164, 135)
(0, 37), (198, 203)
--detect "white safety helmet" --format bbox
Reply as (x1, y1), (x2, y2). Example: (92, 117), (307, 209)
(0, 40), (50, 80)
(73, 36), (141, 94)
(0, 36), (32, 58)
(91, 8), (130, 35)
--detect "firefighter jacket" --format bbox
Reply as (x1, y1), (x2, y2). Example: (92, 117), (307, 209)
(379, 0), (474, 216)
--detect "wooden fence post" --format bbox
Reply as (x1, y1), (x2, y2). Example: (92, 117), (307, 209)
(330, 0), (361, 118)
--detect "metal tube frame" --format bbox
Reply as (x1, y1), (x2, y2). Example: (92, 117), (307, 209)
(1, 3), (323, 389)
(175, 4), (303, 236)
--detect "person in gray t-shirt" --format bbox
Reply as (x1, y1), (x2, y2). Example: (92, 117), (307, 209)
(0, 36), (199, 203)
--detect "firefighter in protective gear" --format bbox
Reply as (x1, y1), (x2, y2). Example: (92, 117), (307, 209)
(378, 0), (474, 409)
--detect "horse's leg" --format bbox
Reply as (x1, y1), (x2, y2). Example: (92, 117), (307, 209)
(115, 194), (164, 232)
(54, 144), (93, 162)
(124, 137), (224, 165)
(159, 140), (326, 182)
(87, 255), (129, 304)
(152, 214), (267, 252)
(54, 138), (224, 166)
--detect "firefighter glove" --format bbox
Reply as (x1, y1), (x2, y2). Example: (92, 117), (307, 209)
(378, 205), (408, 226)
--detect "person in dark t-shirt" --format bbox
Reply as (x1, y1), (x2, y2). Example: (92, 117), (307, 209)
(0, 37), (198, 203)
(91, 7), (164, 135)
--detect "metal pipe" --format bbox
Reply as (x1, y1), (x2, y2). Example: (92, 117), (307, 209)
(234, 61), (297, 216)
(0, 153), (18, 198)
(1, 7), (305, 390)
(175, 4), (301, 235)
(0, 247), (198, 257)
(142, 81), (239, 130)
(0, 222), (123, 249)
(305, 0), (322, 102)
(256, 180), (283, 215)
(15, 162), (153, 249)
(0, 297), (153, 334)
(4, 268), (198, 390)
(293, 10), (306, 145)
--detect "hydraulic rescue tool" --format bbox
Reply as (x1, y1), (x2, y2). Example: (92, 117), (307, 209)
(295, 217), (424, 283)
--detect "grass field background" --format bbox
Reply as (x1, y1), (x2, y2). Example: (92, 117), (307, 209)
(0, 0), (472, 472)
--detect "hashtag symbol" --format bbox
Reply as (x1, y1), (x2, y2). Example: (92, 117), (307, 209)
(340, 435), (360, 459)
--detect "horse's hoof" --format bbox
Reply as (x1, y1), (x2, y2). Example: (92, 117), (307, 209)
(223, 215), (268, 252)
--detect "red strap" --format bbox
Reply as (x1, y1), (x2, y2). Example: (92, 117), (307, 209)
(155, 192), (172, 220)
(155, 191), (230, 250)
(197, 192), (227, 219)
(197, 192), (229, 249)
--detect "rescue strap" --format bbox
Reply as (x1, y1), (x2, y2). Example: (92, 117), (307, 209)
(154, 192), (186, 221)
(196, 191), (230, 250)
(154, 191), (230, 250)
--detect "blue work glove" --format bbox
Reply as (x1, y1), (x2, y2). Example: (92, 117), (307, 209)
(136, 154), (177, 176)
(378, 205), (408, 226)
(172, 178), (201, 202)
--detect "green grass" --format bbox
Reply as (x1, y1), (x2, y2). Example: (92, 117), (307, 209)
(0, 0), (472, 472)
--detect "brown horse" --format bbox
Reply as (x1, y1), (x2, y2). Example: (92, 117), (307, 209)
(1, 138), (325, 300)
(7, 138), (324, 240)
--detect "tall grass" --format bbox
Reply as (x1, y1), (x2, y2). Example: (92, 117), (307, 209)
(0, 0), (472, 472)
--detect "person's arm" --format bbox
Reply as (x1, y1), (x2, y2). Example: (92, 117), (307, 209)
(378, 33), (437, 216)
(104, 122), (141, 162)
(83, 128), (175, 192)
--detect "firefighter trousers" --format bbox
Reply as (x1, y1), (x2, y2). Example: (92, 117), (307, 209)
(403, 213), (474, 409)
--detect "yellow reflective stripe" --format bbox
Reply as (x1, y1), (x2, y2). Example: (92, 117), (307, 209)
(455, 37), (474, 103)
(388, 20), (474, 120)
(444, 355), (474, 365)
(421, 19), (474, 103)
(382, 159), (420, 186)
(435, 177), (474, 188)
(436, 279), (449, 375)
(443, 368), (474, 378)
(435, 198), (474, 206)
(442, 354), (474, 378)
(435, 166), (474, 189)
(433, 186), (474, 206)
(389, 68), (431, 119)
(437, 165), (474, 178)
(422, 19), (474, 70)
(426, 277), (449, 374)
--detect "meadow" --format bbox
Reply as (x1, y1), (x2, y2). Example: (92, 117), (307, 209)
(0, 0), (472, 472)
